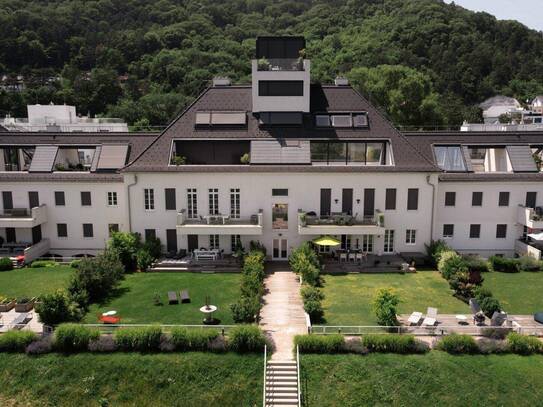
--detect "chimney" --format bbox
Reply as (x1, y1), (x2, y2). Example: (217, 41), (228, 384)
(212, 77), (231, 87)
(334, 77), (349, 86)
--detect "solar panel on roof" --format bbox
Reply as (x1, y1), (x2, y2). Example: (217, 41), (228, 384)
(353, 114), (368, 127)
(195, 112), (211, 125)
(96, 144), (129, 170)
(331, 115), (352, 127)
(210, 111), (246, 125)
(315, 115), (330, 127)
(28, 145), (58, 172)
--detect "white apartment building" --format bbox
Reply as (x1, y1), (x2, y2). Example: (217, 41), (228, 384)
(0, 37), (542, 263)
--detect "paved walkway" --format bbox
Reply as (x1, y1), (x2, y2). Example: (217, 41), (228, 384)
(260, 262), (307, 360)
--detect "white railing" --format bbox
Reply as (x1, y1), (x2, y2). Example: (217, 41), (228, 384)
(296, 345), (301, 407)
(310, 324), (543, 337)
(262, 344), (267, 407)
(79, 323), (236, 335)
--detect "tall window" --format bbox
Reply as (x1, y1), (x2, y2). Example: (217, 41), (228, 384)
(187, 188), (198, 218)
(444, 192), (456, 207)
(498, 192), (510, 207)
(405, 229), (416, 245)
(469, 224), (481, 239)
(83, 223), (94, 238)
(443, 224), (454, 238)
(230, 188), (240, 218)
(362, 235), (374, 252)
(340, 235), (351, 250)
(272, 204), (288, 229)
(433, 146), (466, 171)
(208, 188), (219, 215)
(209, 234), (220, 250)
(107, 192), (118, 206)
(385, 188), (396, 210)
(81, 191), (92, 206)
(144, 188), (154, 210)
(407, 189), (419, 210)
(496, 224), (507, 239)
(231, 235), (241, 252)
(108, 224), (119, 237)
(54, 191), (65, 206)
(472, 192), (483, 207)
(384, 230), (394, 253)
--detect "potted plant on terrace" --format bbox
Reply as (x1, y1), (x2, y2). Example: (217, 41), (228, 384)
(171, 155), (186, 165)
(257, 58), (270, 71)
(0, 296), (15, 312)
(15, 296), (36, 312)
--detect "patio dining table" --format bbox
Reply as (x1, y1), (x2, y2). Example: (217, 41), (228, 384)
(193, 249), (221, 260)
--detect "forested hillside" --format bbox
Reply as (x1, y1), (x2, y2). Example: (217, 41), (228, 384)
(1, 0), (542, 128)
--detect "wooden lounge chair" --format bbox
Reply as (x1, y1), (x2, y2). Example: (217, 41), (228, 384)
(11, 313), (32, 330)
(180, 290), (190, 303)
(422, 307), (438, 326)
(168, 291), (179, 304)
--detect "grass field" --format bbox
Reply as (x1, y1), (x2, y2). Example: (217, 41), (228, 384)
(0, 352), (262, 406)
(483, 271), (543, 314)
(84, 272), (242, 325)
(301, 353), (543, 406)
(321, 272), (469, 325)
(0, 265), (73, 298)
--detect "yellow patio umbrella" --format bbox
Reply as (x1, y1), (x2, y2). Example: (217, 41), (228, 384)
(312, 235), (341, 246)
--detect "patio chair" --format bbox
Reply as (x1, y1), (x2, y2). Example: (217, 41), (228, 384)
(168, 291), (179, 304)
(11, 313), (32, 330)
(534, 312), (543, 325)
(339, 252), (347, 262)
(180, 290), (190, 303)
(422, 307), (438, 326)
(490, 311), (508, 327)
(407, 311), (423, 325)
(469, 298), (486, 325)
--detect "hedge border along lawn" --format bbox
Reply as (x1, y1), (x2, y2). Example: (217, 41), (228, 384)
(0, 352), (263, 407)
(301, 353), (543, 406)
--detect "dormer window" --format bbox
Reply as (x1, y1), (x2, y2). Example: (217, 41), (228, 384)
(353, 113), (368, 127)
(259, 112), (302, 126)
(195, 111), (247, 127)
(434, 146), (466, 171)
(331, 115), (352, 128)
(1, 147), (35, 171)
(315, 112), (369, 128)
(315, 115), (330, 127)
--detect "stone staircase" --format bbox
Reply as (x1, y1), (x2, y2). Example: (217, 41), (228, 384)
(264, 360), (300, 406)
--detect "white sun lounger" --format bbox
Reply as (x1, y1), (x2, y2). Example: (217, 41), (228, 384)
(407, 311), (423, 325)
(422, 307), (438, 326)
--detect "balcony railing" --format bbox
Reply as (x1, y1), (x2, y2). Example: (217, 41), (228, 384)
(177, 210), (263, 235)
(298, 210), (385, 235)
(256, 58), (307, 71)
(517, 205), (543, 228)
(0, 205), (47, 227)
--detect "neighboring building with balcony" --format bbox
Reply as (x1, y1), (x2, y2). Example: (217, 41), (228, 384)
(0, 36), (542, 263)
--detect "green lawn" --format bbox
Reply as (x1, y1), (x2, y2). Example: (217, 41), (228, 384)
(301, 353), (543, 406)
(0, 352), (262, 406)
(483, 272), (543, 314)
(321, 272), (469, 325)
(0, 265), (73, 298)
(84, 272), (242, 325)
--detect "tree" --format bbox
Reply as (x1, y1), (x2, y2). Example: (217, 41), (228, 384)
(35, 290), (83, 326)
(107, 232), (142, 272)
(373, 288), (400, 326)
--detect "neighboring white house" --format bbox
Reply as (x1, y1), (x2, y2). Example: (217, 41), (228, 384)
(479, 95), (522, 124)
(532, 95), (543, 114)
(1, 103), (128, 132)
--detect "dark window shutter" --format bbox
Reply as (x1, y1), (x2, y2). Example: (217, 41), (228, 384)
(407, 189), (419, 210)
(2, 191), (13, 210)
(57, 223), (68, 237)
(498, 192), (510, 207)
(445, 192), (456, 206)
(165, 188), (176, 210)
(166, 229), (178, 253)
(469, 224), (481, 238)
(496, 224), (507, 238)
(443, 224), (454, 237)
(28, 191), (39, 209)
(320, 189), (331, 216)
(526, 192), (537, 208)
(472, 192), (483, 206)
(363, 189), (375, 217)
(81, 191), (92, 206)
(55, 191), (65, 206)
(385, 188), (396, 210)
(83, 223), (94, 237)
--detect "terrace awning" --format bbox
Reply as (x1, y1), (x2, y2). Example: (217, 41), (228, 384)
(312, 236), (341, 246)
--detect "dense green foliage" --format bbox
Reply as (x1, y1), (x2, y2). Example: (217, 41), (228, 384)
(0, 331), (37, 352)
(506, 332), (543, 355)
(54, 324), (100, 352)
(372, 288), (399, 326)
(35, 289), (83, 326)
(0, 257), (13, 271)
(294, 334), (345, 353)
(436, 334), (479, 354)
(361, 334), (426, 354)
(227, 325), (267, 353)
(3, 0), (541, 127)
(170, 328), (220, 351)
(114, 326), (163, 352)
(231, 251), (265, 323)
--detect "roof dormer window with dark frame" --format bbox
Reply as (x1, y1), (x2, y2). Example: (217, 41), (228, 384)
(258, 80), (303, 97)
(314, 112), (369, 128)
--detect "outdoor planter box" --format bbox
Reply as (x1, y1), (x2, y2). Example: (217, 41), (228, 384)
(0, 300), (15, 312)
(15, 299), (35, 312)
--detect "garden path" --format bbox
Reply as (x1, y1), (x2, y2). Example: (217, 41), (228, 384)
(260, 263), (307, 360)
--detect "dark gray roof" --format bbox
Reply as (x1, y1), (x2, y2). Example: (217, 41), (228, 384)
(125, 85), (438, 172)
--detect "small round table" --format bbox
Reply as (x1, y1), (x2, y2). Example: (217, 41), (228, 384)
(200, 305), (217, 325)
(455, 314), (468, 325)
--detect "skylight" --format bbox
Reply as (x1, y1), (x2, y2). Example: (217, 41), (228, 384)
(195, 111), (246, 126)
(434, 146), (466, 171)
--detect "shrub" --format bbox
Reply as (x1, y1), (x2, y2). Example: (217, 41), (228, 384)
(343, 337), (368, 354)
(436, 334), (479, 354)
(25, 337), (53, 355)
(477, 338), (509, 354)
(240, 153), (250, 164)
(30, 260), (57, 268)
(228, 325), (267, 353)
(448, 270), (477, 299)
(481, 327), (511, 340)
(507, 332), (543, 355)
(480, 297), (502, 318)
(136, 248), (154, 271)
(296, 257), (320, 286)
(425, 240), (450, 267)
(303, 299), (324, 322)
(473, 286), (493, 303)
(300, 286), (324, 302)
(0, 257), (13, 271)
(361, 334), (424, 354)
(107, 231), (142, 272)
(240, 272), (265, 298)
(489, 256), (519, 273)
(373, 288), (399, 326)
(142, 237), (162, 260)
(0, 331), (38, 352)
(54, 324), (99, 352)
(294, 334), (344, 353)
(438, 251), (467, 280)
(88, 336), (118, 352)
(517, 256), (542, 272)
(70, 259), (81, 269)
(114, 326), (163, 352)
(170, 328), (219, 351)
(231, 295), (261, 323)
(249, 240), (267, 257)
(465, 256), (490, 273)
(35, 290), (83, 326)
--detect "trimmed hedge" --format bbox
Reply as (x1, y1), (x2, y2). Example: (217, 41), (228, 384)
(0, 330), (38, 352)
(0, 257), (13, 271)
(294, 334), (345, 353)
(231, 250), (266, 323)
(228, 325), (267, 353)
(489, 256), (519, 273)
(507, 332), (543, 355)
(115, 326), (163, 352)
(170, 328), (219, 351)
(361, 334), (425, 354)
(436, 334), (479, 354)
(54, 324), (99, 352)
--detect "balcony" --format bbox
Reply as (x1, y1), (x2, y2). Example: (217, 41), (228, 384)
(176, 210), (263, 235)
(256, 58), (307, 71)
(515, 239), (542, 260)
(517, 205), (543, 229)
(298, 210), (385, 236)
(0, 205), (47, 228)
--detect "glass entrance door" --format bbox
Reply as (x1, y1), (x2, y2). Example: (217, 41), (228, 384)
(272, 238), (288, 260)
